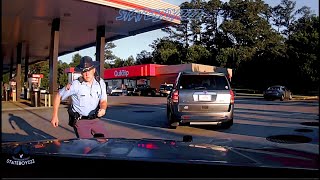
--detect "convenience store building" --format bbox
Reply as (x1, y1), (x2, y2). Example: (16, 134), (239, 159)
(103, 63), (232, 89)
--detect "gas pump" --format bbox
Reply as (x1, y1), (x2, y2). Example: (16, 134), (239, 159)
(9, 79), (16, 101)
(3, 82), (10, 101)
(23, 82), (28, 99)
(67, 71), (82, 84)
(64, 67), (82, 105)
(64, 67), (82, 84)
(28, 74), (43, 107)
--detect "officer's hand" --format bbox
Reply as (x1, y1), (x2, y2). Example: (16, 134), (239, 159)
(65, 83), (72, 90)
(97, 109), (106, 117)
(51, 117), (59, 127)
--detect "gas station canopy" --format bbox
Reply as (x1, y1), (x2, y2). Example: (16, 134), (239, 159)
(2, 0), (180, 73)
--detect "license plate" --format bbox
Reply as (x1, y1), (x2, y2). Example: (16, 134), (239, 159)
(202, 105), (208, 109)
(199, 95), (211, 101)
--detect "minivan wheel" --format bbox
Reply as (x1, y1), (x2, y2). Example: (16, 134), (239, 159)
(220, 119), (233, 129)
(167, 110), (177, 129)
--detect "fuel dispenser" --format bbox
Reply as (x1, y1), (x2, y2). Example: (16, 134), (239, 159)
(3, 83), (10, 101)
(65, 67), (82, 84)
(8, 79), (16, 101)
(65, 67), (82, 105)
(28, 74), (43, 107)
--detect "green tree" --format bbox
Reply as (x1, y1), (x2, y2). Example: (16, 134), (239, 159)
(2, 73), (10, 84)
(271, 0), (314, 39)
(103, 42), (118, 69)
(150, 38), (184, 65)
(113, 57), (125, 68)
(104, 63), (112, 69)
(219, 0), (283, 66)
(286, 15), (319, 93)
(161, 2), (193, 49)
(124, 56), (135, 66)
(272, 0), (296, 36)
(214, 0), (289, 89)
(40, 61), (49, 88)
(136, 50), (153, 64)
(104, 42), (117, 61)
(29, 63), (42, 74)
(202, 0), (224, 50)
(189, 0), (206, 45)
(69, 53), (82, 67)
(29, 61), (49, 88)
(186, 45), (211, 64)
(58, 60), (70, 86)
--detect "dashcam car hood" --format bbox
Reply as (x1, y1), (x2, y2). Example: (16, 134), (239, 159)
(1, 137), (319, 178)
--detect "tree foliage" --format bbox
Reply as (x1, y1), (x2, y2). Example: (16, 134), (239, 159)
(69, 53), (82, 67)
(124, 56), (135, 66)
(104, 42), (117, 61)
(150, 38), (184, 64)
(155, 0), (318, 94)
(57, 60), (70, 87)
(12, 0), (317, 95)
(136, 50), (154, 64)
(286, 15), (319, 92)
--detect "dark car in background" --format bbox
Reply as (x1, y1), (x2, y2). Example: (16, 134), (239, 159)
(159, 84), (173, 97)
(263, 85), (292, 101)
(134, 84), (157, 96)
(167, 71), (235, 129)
(126, 87), (135, 96)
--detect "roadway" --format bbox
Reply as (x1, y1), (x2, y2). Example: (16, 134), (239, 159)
(2, 96), (319, 154)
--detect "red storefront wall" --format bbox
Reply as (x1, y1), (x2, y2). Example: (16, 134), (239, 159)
(104, 64), (160, 79)
(104, 64), (177, 89)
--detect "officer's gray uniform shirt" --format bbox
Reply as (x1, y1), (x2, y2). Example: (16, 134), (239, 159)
(59, 78), (107, 116)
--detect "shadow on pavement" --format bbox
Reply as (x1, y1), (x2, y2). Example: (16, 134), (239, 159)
(2, 113), (56, 142)
(235, 98), (318, 107)
(20, 101), (32, 106)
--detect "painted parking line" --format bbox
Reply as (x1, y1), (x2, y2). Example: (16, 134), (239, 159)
(110, 104), (166, 110)
(101, 117), (165, 130)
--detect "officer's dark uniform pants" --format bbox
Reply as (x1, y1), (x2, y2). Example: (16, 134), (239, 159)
(74, 118), (108, 138)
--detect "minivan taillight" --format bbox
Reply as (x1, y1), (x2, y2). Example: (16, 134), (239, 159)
(172, 90), (179, 103)
(230, 90), (234, 104)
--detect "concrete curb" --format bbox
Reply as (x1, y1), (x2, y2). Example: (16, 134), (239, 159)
(292, 96), (319, 100)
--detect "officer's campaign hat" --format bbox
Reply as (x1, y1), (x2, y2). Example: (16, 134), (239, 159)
(75, 56), (99, 73)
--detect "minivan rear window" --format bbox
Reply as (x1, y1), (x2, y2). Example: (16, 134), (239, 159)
(179, 75), (229, 90)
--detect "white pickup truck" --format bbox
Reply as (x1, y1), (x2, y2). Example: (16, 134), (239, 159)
(107, 87), (127, 96)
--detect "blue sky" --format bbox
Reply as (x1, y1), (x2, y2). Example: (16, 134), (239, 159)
(59, 0), (319, 64)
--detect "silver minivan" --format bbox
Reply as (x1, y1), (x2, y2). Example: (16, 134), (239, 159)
(167, 71), (234, 129)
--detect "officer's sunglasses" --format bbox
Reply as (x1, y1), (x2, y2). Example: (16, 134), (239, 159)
(82, 65), (94, 73)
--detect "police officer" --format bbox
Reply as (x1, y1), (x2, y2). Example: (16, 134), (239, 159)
(50, 56), (108, 138)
